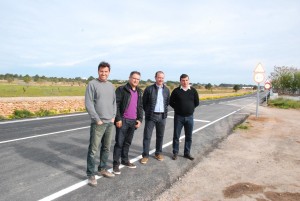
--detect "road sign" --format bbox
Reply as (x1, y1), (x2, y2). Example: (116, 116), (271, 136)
(253, 63), (265, 83)
(264, 81), (271, 90)
(254, 73), (265, 83)
(253, 63), (266, 117)
(254, 63), (265, 73)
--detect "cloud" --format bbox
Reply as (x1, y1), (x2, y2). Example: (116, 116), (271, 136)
(0, 0), (299, 84)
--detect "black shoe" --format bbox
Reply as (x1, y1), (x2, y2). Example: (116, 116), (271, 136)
(121, 161), (136, 169)
(184, 154), (194, 160)
(113, 166), (121, 175)
(172, 154), (178, 160)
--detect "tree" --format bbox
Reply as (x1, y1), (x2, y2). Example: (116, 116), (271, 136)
(33, 74), (41, 82)
(23, 74), (32, 83)
(291, 71), (300, 94)
(270, 66), (299, 94)
(205, 83), (212, 91)
(233, 85), (240, 92)
(87, 76), (94, 83)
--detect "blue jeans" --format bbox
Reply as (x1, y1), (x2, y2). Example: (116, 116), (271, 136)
(113, 118), (136, 166)
(172, 114), (194, 155)
(86, 122), (114, 177)
(142, 113), (166, 157)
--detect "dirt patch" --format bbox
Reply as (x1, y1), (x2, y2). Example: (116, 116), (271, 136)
(264, 191), (300, 201)
(223, 182), (265, 198)
(156, 105), (300, 201)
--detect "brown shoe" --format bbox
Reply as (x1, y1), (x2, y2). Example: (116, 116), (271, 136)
(140, 157), (148, 164)
(88, 175), (97, 187)
(155, 154), (164, 161)
(98, 169), (115, 178)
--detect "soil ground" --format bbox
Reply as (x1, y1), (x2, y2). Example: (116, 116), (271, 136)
(156, 105), (300, 201)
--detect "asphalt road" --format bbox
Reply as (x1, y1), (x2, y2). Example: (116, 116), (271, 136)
(0, 93), (264, 201)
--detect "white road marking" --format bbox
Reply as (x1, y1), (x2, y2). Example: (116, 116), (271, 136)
(0, 126), (89, 144)
(39, 104), (251, 201)
(0, 113), (88, 125)
(167, 116), (210, 122)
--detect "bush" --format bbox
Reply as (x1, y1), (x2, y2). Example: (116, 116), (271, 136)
(268, 98), (300, 109)
(35, 109), (56, 117)
(11, 109), (35, 119)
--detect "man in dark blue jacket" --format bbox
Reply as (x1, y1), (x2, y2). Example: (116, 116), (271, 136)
(140, 71), (170, 164)
(169, 74), (199, 161)
(112, 71), (143, 175)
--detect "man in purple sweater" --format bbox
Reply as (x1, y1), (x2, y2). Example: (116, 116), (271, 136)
(112, 71), (143, 175)
(169, 74), (199, 161)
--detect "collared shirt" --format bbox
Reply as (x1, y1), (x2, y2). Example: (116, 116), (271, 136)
(154, 84), (164, 112)
(180, 85), (191, 91)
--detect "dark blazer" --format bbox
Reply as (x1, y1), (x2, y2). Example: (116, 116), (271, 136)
(142, 83), (170, 120)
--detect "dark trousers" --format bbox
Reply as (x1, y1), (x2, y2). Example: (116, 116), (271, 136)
(142, 113), (166, 157)
(113, 118), (136, 166)
(172, 114), (194, 155)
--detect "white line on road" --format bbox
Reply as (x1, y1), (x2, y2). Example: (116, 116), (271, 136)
(0, 113), (88, 125)
(167, 116), (210, 122)
(0, 126), (89, 144)
(39, 104), (251, 201)
(0, 111), (176, 144)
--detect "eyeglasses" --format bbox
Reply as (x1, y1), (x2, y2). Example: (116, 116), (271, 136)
(130, 77), (140, 81)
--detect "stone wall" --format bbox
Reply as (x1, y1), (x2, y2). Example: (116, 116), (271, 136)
(0, 96), (85, 118)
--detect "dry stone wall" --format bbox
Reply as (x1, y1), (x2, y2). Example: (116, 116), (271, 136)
(0, 96), (85, 118)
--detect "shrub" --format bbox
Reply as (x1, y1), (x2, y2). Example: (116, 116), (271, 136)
(35, 109), (56, 117)
(11, 109), (35, 119)
(268, 98), (300, 109)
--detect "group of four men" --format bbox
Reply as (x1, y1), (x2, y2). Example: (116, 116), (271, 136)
(85, 61), (199, 187)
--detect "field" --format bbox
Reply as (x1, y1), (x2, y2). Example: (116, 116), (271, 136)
(0, 84), (86, 97)
(0, 82), (254, 99)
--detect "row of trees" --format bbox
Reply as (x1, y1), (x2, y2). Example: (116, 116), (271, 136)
(0, 73), (91, 84)
(0, 73), (253, 90)
(270, 66), (300, 95)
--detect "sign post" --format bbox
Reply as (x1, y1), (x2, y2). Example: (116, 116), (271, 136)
(253, 63), (265, 117)
(264, 80), (272, 104)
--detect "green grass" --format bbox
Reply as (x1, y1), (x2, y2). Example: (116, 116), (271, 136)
(234, 122), (250, 131)
(0, 84), (86, 97)
(268, 98), (300, 109)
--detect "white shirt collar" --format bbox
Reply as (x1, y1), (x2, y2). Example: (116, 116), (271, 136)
(180, 85), (191, 91)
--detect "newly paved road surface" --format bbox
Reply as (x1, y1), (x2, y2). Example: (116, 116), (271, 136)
(0, 94), (264, 201)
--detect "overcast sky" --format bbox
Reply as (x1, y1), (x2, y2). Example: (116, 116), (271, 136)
(0, 0), (299, 85)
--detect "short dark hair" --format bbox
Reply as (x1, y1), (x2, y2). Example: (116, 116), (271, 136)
(180, 74), (189, 80)
(130, 71), (141, 77)
(155, 71), (164, 77)
(98, 61), (110, 71)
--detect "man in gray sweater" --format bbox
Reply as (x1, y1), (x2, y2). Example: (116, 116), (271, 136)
(85, 61), (116, 187)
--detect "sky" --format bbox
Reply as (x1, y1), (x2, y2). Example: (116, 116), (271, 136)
(0, 0), (299, 85)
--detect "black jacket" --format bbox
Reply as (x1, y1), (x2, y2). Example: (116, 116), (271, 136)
(143, 84), (170, 120)
(115, 83), (143, 123)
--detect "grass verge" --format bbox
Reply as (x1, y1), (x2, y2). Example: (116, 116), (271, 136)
(268, 98), (300, 109)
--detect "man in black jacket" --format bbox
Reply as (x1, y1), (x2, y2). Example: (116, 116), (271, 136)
(112, 71), (143, 175)
(140, 71), (170, 164)
(169, 74), (199, 160)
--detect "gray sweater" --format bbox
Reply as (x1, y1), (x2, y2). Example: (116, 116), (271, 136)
(85, 79), (116, 123)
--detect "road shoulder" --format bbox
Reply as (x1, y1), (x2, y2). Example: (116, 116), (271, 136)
(156, 106), (300, 201)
